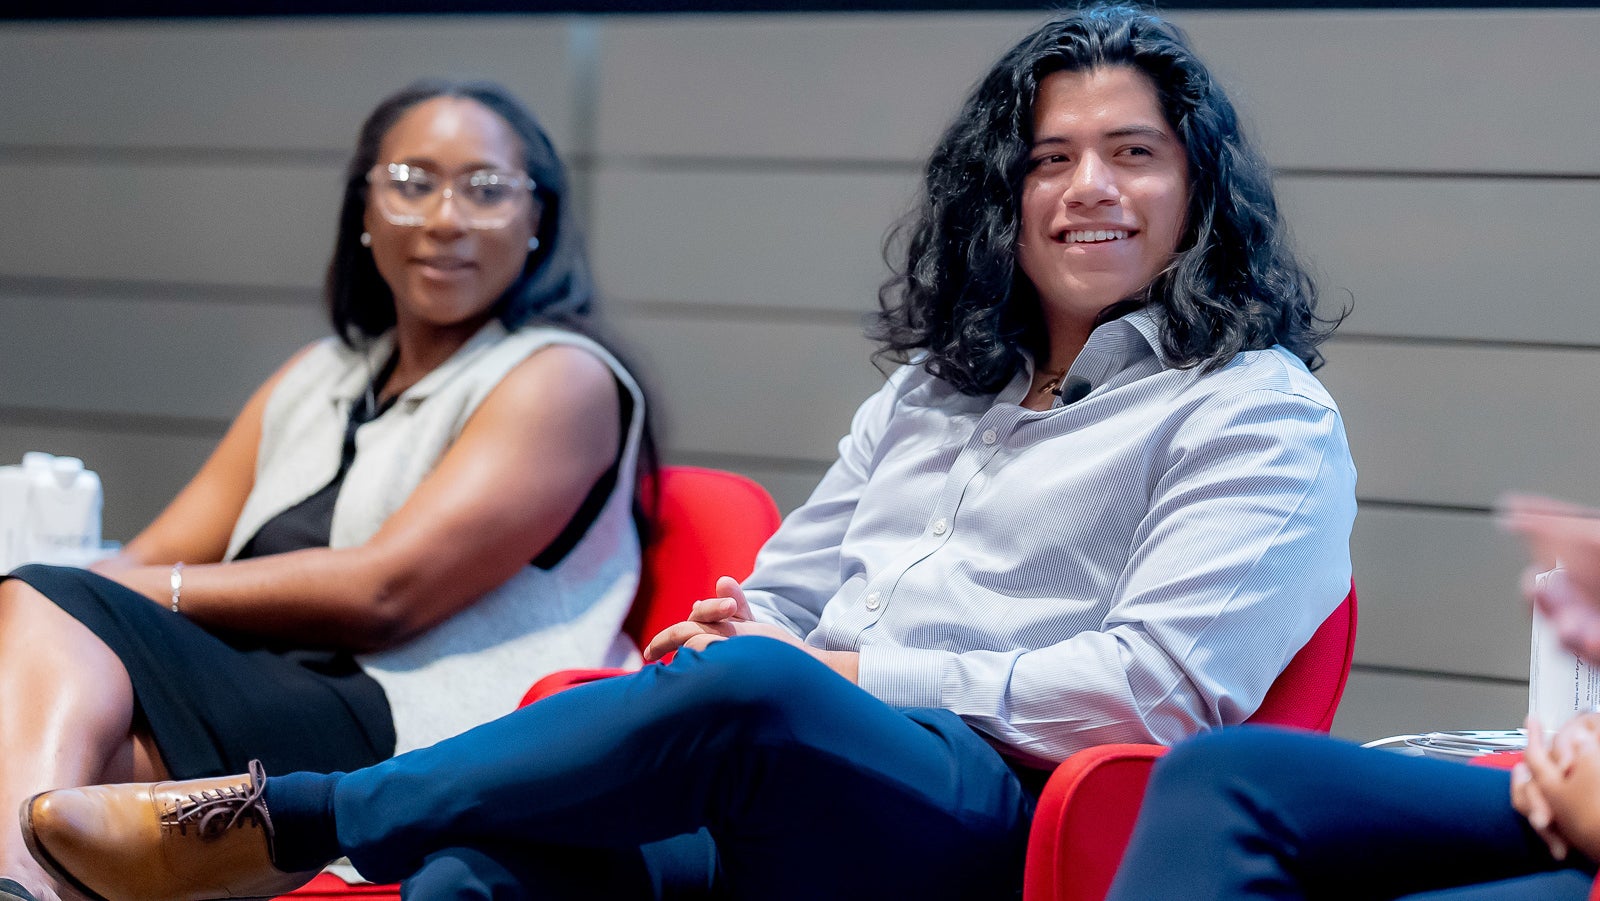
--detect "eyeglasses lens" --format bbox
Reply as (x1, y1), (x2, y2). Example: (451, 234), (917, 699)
(370, 164), (534, 229)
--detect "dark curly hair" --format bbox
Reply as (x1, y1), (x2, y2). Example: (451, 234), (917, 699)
(872, 4), (1341, 395)
(325, 79), (591, 344)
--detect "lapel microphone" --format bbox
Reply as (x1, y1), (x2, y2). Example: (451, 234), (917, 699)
(1054, 376), (1093, 405)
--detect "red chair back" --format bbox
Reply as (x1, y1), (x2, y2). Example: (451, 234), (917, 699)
(623, 466), (782, 648)
(1024, 584), (1360, 901)
(1246, 583), (1358, 730)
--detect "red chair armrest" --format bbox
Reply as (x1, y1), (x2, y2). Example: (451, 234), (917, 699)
(519, 668), (635, 707)
(1023, 744), (1168, 901)
(1468, 751), (1523, 770)
(280, 873), (398, 898)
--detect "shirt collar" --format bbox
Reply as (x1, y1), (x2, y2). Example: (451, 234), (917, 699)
(1001, 308), (1174, 409)
(1067, 308), (1172, 382)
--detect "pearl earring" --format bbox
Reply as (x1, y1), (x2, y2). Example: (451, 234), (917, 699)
(528, 237), (540, 251)
(359, 232), (372, 248)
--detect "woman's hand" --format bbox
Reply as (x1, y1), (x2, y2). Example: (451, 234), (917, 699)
(643, 576), (859, 682)
(1514, 716), (1569, 860)
(1518, 713), (1600, 863)
(1524, 565), (1600, 666)
(1503, 495), (1600, 664)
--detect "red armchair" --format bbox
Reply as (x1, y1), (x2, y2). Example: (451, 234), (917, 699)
(1022, 585), (1359, 901)
(284, 465), (781, 899)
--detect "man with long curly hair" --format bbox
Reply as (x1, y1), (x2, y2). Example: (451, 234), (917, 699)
(22, 6), (1354, 899)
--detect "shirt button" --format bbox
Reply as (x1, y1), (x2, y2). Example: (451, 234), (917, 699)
(981, 428), (998, 445)
(932, 518), (948, 536)
(864, 591), (881, 610)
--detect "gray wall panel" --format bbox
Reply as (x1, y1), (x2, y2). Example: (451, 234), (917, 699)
(593, 11), (1600, 174)
(595, 14), (1038, 161)
(1281, 177), (1600, 344)
(585, 169), (1600, 338)
(1321, 340), (1600, 508)
(0, 294), (326, 420)
(0, 162), (339, 288)
(1352, 506), (1530, 681)
(1332, 669), (1527, 743)
(609, 310), (883, 463)
(590, 165), (915, 313)
(1182, 11), (1600, 175)
(0, 18), (581, 155)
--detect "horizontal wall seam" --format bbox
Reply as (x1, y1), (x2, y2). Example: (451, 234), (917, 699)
(1354, 498), (1494, 516)
(0, 144), (349, 167)
(592, 157), (1600, 181)
(0, 405), (228, 437)
(1332, 332), (1600, 353)
(592, 154), (920, 175)
(611, 298), (871, 326)
(6, 145), (1597, 182)
(1352, 662), (1528, 687)
(1280, 167), (1600, 181)
(0, 275), (319, 305)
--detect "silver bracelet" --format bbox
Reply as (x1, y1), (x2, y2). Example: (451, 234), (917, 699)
(169, 561), (184, 614)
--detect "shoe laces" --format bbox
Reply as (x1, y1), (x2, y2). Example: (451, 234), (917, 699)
(161, 759), (275, 843)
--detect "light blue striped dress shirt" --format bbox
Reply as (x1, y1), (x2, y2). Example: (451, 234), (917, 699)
(743, 310), (1356, 766)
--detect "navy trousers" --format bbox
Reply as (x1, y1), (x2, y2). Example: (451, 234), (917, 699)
(296, 637), (1036, 900)
(1104, 727), (1595, 901)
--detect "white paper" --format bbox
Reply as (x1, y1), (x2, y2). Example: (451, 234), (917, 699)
(1530, 603), (1600, 732)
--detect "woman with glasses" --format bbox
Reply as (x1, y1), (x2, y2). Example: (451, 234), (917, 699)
(0, 81), (652, 901)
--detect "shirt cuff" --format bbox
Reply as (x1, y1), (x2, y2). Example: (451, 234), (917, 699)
(857, 645), (951, 708)
(742, 592), (806, 633)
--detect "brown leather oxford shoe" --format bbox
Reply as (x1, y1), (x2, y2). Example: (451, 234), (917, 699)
(20, 761), (323, 901)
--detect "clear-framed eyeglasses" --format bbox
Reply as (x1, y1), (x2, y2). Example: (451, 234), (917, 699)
(366, 163), (538, 230)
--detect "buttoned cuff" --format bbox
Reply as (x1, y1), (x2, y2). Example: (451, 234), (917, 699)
(857, 645), (950, 708)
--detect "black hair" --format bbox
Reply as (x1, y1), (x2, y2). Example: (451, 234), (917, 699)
(872, 4), (1342, 395)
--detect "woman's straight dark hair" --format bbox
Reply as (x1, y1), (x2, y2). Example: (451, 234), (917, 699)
(872, 4), (1343, 396)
